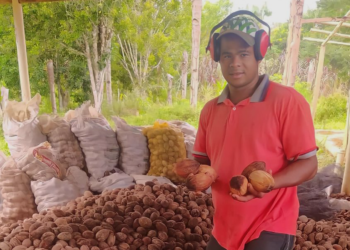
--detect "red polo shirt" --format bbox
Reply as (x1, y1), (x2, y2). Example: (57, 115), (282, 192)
(193, 75), (317, 250)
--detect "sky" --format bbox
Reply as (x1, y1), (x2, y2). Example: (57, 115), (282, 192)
(204, 0), (319, 26)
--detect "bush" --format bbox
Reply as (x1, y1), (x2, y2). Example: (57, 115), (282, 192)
(314, 93), (347, 129)
(295, 81), (312, 103)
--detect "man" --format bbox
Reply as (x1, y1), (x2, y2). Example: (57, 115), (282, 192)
(193, 14), (318, 250)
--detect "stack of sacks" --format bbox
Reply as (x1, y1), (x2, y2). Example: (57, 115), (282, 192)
(68, 102), (130, 193)
(0, 158), (37, 224)
(2, 94), (46, 161)
(37, 114), (85, 170)
(113, 116), (150, 175)
(17, 142), (89, 213)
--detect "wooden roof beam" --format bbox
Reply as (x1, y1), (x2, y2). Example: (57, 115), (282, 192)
(322, 10), (350, 46)
(320, 21), (350, 28)
(302, 16), (350, 24)
(0, 0), (64, 4)
(303, 37), (350, 46)
(310, 28), (350, 39)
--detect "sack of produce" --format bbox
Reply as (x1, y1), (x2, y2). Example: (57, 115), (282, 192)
(0, 151), (7, 169)
(142, 121), (187, 183)
(66, 166), (89, 196)
(70, 102), (119, 179)
(2, 94), (46, 160)
(168, 120), (197, 138)
(131, 174), (176, 187)
(31, 177), (81, 212)
(0, 158), (37, 224)
(184, 135), (195, 159)
(112, 116), (149, 175)
(17, 142), (67, 181)
(89, 168), (135, 193)
(159, 119), (197, 160)
(37, 114), (85, 169)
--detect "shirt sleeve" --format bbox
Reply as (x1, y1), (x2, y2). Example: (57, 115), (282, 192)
(193, 107), (209, 159)
(279, 89), (318, 161)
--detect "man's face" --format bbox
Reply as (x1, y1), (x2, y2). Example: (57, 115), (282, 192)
(219, 34), (261, 89)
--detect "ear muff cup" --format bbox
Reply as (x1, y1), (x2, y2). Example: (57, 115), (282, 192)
(254, 30), (269, 61)
(208, 33), (220, 62)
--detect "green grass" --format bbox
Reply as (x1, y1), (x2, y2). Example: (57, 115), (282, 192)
(316, 140), (336, 168)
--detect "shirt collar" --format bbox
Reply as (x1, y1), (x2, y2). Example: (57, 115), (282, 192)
(217, 74), (270, 104)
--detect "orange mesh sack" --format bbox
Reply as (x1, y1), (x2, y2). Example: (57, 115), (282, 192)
(142, 121), (187, 183)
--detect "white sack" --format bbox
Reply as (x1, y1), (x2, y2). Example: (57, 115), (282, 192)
(131, 174), (176, 188)
(66, 166), (89, 196)
(112, 116), (149, 175)
(0, 151), (7, 169)
(184, 135), (195, 160)
(70, 102), (119, 179)
(17, 142), (67, 181)
(0, 158), (37, 224)
(2, 94), (46, 160)
(168, 120), (197, 138)
(31, 177), (81, 212)
(89, 168), (135, 193)
(38, 114), (85, 169)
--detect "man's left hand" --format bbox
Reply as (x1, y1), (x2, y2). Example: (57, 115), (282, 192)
(230, 183), (268, 202)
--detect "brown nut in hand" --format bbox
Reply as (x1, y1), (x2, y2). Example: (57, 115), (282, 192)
(241, 161), (266, 178)
(248, 170), (275, 193)
(173, 159), (200, 178)
(229, 175), (248, 196)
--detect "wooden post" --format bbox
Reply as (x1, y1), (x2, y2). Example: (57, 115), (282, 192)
(307, 59), (315, 84)
(343, 90), (350, 150)
(190, 0), (202, 107)
(282, 0), (297, 85)
(46, 60), (57, 114)
(342, 116), (350, 194)
(167, 74), (173, 105)
(12, 0), (31, 101)
(311, 45), (326, 120)
(287, 0), (305, 87)
(181, 51), (188, 99)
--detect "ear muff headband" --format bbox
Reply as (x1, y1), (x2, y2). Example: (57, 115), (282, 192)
(206, 10), (272, 62)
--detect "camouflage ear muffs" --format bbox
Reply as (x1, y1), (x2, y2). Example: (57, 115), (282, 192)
(206, 10), (272, 62)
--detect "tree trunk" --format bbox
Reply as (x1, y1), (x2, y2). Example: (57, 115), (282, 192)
(190, 0), (202, 107)
(181, 51), (188, 99)
(83, 18), (112, 112)
(46, 60), (57, 114)
(106, 58), (113, 106)
(63, 90), (69, 109)
(282, 0), (297, 85)
(167, 73), (173, 105)
(287, 0), (305, 86)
